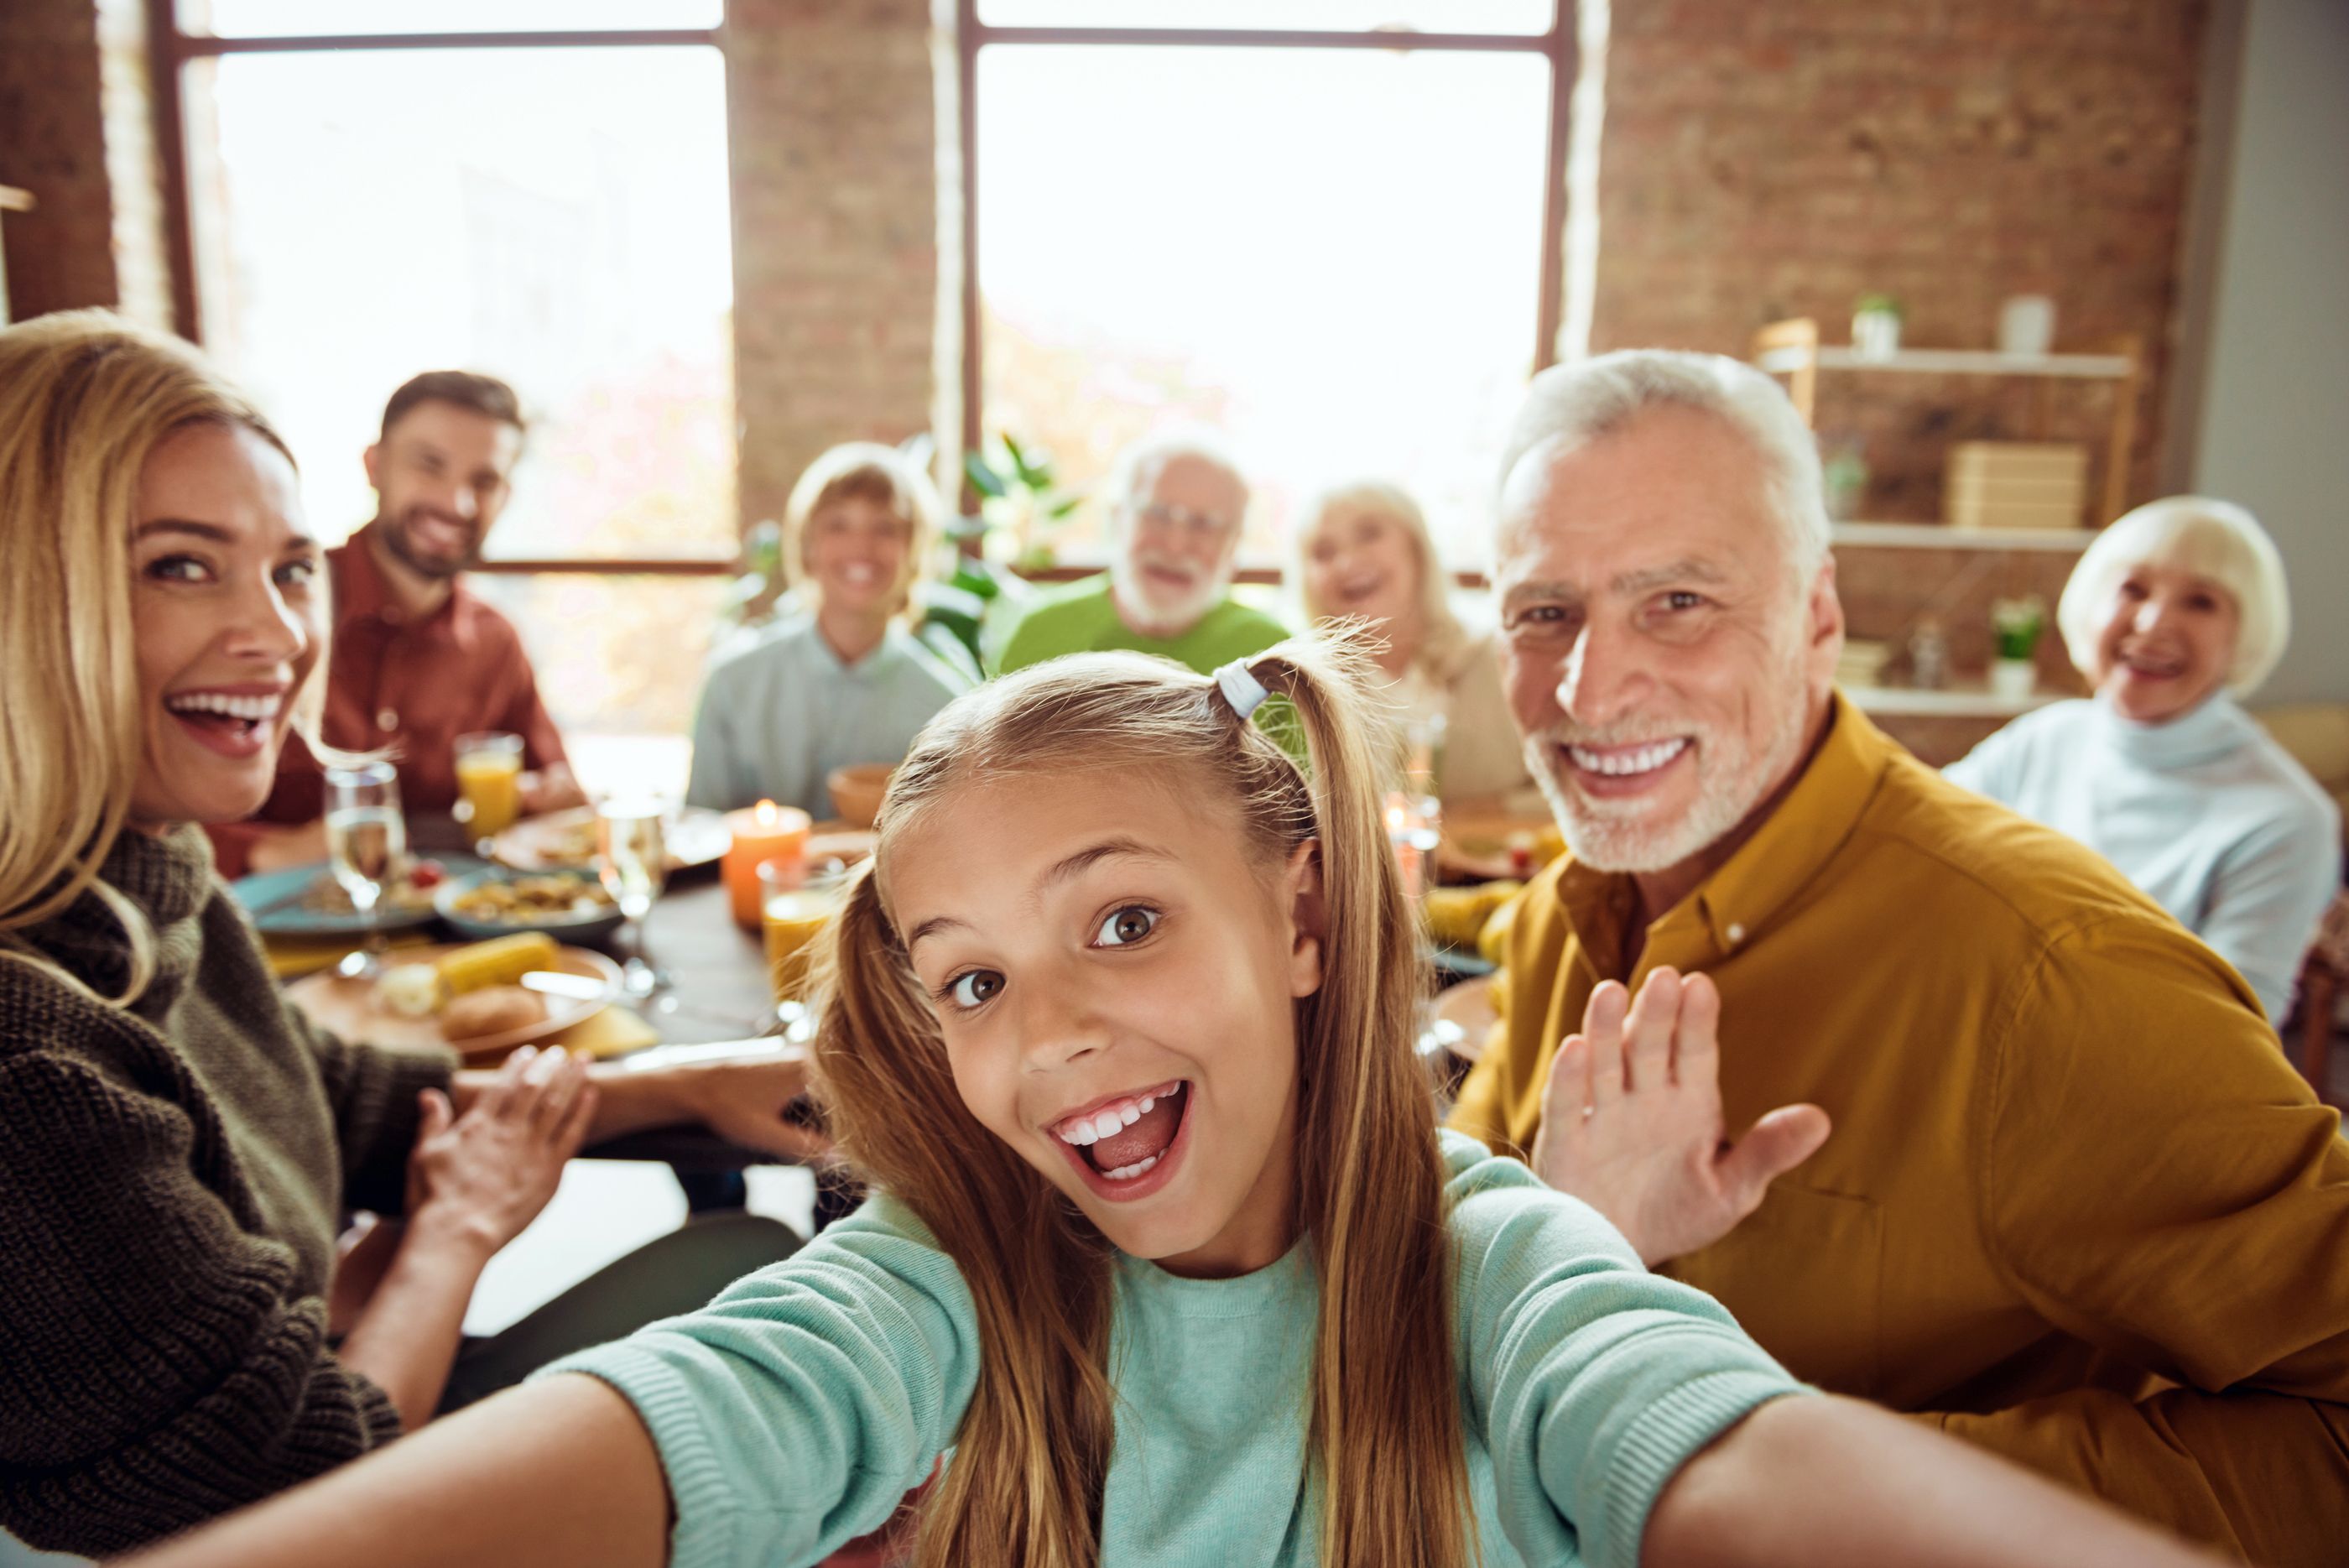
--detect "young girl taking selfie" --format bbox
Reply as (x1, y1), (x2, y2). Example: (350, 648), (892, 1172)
(128, 643), (2213, 1568)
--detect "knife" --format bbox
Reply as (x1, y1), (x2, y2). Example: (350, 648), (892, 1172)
(518, 970), (616, 1003)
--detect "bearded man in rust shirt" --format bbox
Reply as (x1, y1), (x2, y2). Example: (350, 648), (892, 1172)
(208, 372), (586, 878)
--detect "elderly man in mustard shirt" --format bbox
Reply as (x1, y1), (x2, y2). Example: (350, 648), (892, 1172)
(1450, 348), (2349, 1565)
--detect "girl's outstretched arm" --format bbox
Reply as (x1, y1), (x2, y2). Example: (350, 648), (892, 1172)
(114, 1376), (670, 1568)
(1643, 1393), (2226, 1567)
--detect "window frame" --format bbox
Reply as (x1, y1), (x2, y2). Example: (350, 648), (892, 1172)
(146, 0), (736, 576)
(953, 2), (1577, 583)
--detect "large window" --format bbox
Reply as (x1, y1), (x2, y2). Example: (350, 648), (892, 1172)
(963, 3), (1574, 573)
(159, 2), (735, 737)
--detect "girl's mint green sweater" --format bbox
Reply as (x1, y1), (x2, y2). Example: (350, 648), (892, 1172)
(542, 1131), (1809, 1567)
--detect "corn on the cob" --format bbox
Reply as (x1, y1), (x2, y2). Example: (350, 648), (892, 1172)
(435, 932), (558, 997)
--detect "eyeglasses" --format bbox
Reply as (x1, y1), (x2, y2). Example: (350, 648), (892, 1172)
(1132, 501), (1236, 544)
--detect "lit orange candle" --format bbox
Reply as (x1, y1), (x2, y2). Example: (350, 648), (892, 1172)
(723, 799), (811, 928)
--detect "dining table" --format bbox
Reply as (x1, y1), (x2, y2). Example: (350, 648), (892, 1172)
(576, 864), (815, 1173)
(259, 822), (806, 1176)
(262, 790), (1537, 1170)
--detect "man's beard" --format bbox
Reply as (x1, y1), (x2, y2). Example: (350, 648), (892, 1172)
(1111, 551), (1225, 638)
(378, 506), (477, 581)
(1526, 668), (1810, 876)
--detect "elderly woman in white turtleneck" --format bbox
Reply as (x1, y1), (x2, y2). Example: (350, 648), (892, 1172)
(1947, 497), (2340, 1025)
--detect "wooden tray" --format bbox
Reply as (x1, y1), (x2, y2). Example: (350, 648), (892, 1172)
(285, 942), (623, 1058)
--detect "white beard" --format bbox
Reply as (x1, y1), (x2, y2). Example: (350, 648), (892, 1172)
(1525, 674), (1810, 875)
(1111, 553), (1227, 638)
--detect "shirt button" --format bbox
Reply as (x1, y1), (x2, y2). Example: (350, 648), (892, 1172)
(377, 707), (398, 732)
(1726, 923), (1746, 945)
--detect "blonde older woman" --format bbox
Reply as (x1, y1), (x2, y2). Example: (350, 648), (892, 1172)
(0, 314), (823, 1558)
(1294, 480), (1534, 806)
(1948, 496), (2340, 1024)
(685, 442), (975, 815)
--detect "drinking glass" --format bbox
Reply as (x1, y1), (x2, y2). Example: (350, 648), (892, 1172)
(596, 794), (671, 997)
(453, 731), (525, 854)
(1388, 710), (1445, 903)
(324, 758), (404, 978)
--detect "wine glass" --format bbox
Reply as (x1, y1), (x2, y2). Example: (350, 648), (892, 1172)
(324, 758), (404, 979)
(596, 794), (671, 998)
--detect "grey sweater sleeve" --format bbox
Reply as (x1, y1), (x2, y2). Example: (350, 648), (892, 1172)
(0, 1043), (402, 1558)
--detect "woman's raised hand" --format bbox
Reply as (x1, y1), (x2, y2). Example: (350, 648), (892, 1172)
(1531, 968), (1831, 1267)
(405, 1044), (597, 1258)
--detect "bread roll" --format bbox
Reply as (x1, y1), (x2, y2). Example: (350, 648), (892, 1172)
(438, 984), (547, 1041)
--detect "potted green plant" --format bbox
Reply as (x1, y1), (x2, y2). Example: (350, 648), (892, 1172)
(1821, 442), (1869, 523)
(911, 434), (1084, 671)
(1988, 596), (2045, 700)
(964, 432), (1085, 570)
(1852, 293), (1904, 361)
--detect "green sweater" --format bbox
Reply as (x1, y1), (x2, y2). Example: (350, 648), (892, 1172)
(990, 573), (1290, 676)
(545, 1131), (1808, 1568)
(0, 826), (454, 1557)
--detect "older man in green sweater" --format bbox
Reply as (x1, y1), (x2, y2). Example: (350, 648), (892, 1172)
(989, 432), (1289, 676)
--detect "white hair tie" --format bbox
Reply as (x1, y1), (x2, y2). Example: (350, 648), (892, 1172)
(1215, 659), (1270, 721)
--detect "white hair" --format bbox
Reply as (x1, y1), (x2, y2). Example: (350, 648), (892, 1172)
(2058, 495), (2291, 696)
(1294, 478), (1471, 678)
(1107, 428), (1250, 529)
(1497, 349), (1831, 578)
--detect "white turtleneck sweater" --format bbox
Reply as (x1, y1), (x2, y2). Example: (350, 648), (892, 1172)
(1946, 693), (2341, 1024)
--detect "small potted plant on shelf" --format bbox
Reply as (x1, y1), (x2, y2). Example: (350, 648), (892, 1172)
(1852, 293), (1904, 361)
(1821, 441), (1870, 522)
(1988, 595), (2045, 701)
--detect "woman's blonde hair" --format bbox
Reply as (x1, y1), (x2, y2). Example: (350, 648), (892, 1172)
(782, 441), (943, 621)
(2058, 494), (2292, 696)
(1295, 480), (1472, 681)
(0, 310), (305, 1003)
(812, 636), (1471, 1568)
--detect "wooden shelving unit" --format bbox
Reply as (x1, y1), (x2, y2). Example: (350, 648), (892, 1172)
(0, 185), (33, 326)
(1847, 681), (2064, 720)
(1753, 315), (2143, 525)
(1831, 520), (2097, 553)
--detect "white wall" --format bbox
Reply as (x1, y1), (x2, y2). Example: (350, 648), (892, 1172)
(2190, 0), (2349, 705)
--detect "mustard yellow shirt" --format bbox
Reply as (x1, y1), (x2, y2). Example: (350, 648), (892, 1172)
(1451, 695), (2349, 1565)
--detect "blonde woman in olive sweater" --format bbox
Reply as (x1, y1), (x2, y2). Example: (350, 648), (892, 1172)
(0, 315), (824, 1559)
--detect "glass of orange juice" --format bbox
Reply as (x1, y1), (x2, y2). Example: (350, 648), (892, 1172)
(453, 731), (524, 852)
(760, 858), (847, 1004)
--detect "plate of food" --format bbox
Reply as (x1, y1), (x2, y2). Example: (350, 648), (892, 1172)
(232, 853), (487, 938)
(284, 932), (622, 1058)
(435, 867), (624, 945)
(490, 805), (732, 873)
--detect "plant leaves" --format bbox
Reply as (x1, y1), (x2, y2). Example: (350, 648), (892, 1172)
(963, 451), (1007, 498)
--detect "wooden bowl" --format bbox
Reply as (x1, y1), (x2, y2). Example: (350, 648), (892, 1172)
(826, 763), (894, 831)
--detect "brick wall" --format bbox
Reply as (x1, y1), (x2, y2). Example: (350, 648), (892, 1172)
(0, 0), (170, 329)
(725, 0), (946, 534)
(1590, 0), (2208, 520)
(1, 0), (119, 319)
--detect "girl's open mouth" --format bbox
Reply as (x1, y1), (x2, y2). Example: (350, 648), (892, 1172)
(1053, 1081), (1194, 1203)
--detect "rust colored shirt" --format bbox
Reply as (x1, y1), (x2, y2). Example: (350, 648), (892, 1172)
(206, 525), (568, 878)
(1450, 695), (2349, 1565)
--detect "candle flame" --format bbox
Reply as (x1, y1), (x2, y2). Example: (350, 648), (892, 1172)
(755, 799), (779, 828)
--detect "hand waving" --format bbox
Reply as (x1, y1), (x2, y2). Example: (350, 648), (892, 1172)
(1532, 968), (1831, 1266)
(406, 1044), (597, 1258)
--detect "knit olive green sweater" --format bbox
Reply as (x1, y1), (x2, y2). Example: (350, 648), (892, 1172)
(0, 826), (454, 1557)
